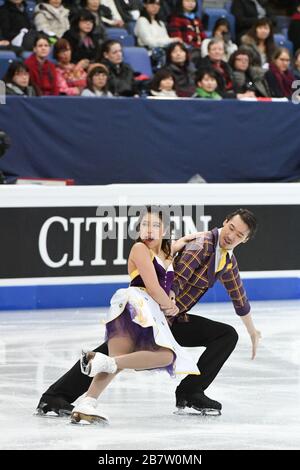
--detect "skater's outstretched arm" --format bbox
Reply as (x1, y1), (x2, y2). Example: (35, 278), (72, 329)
(171, 231), (206, 255)
(240, 313), (262, 360)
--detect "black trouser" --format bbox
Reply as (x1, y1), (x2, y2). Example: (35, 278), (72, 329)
(42, 315), (238, 404)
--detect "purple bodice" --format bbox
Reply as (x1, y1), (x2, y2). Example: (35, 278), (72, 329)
(130, 256), (174, 295)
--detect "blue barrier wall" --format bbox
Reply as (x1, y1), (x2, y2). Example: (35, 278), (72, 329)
(0, 97), (300, 184)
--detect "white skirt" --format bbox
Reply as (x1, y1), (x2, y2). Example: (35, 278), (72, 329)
(106, 286), (200, 377)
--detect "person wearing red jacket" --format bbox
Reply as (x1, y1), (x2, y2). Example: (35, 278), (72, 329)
(168, 0), (206, 49)
(25, 33), (59, 96)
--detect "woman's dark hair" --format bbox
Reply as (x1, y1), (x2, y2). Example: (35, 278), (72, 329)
(212, 17), (231, 36)
(53, 38), (72, 60)
(165, 41), (189, 66)
(228, 47), (252, 69)
(140, 0), (162, 24)
(70, 9), (96, 34)
(80, 0), (99, 6)
(225, 208), (257, 240)
(33, 33), (51, 48)
(3, 60), (29, 84)
(86, 64), (109, 92)
(150, 68), (174, 91)
(136, 206), (173, 259)
(195, 67), (218, 84)
(100, 39), (122, 60)
(175, 0), (198, 15)
(246, 17), (276, 63)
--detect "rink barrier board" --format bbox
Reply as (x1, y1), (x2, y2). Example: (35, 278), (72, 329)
(0, 184), (299, 310)
(0, 277), (299, 311)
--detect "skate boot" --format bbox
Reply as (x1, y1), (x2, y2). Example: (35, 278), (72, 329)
(80, 350), (117, 377)
(71, 397), (108, 425)
(175, 389), (222, 416)
(36, 394), (74, 417)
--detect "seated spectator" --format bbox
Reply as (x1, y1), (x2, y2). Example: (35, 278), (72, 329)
(63, 9), (102, 63)
(168, 0), (206, 49)
(197, 38), (235, 98)
(80, 0), (108, 45)
(193, 68), (222, 99)
(148, 68), (178, 97)
(0, 0), (32, 43)
(292, 48), (300, 79)
(164, 41), (195, 96)
(229, 48), (270, 97)
(135, 0), (178, 49)
(231, 0), (276, 42)
(3, 60), (38, 96)
(240, 17), (276, 68)
(264, 47), (295, 99)
(54, 38), (88, 95)
(100, 0), (141, 29)
(25, 33), (59, 95)
(34, 0), (70, 39)
(288, 1), (300, 53)
(81, 63), (113, 96)
(201, 18), (238, 62)
(0, 25), (10, 48)
(100, 39), (138, 95)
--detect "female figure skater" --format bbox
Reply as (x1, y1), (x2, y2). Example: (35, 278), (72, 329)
(71, 206), (200, 424)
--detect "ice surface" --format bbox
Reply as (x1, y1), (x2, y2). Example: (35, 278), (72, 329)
(0, 300), (299, 450)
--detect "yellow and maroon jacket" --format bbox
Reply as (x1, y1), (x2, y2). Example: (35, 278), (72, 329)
(172, 228), (251, 318)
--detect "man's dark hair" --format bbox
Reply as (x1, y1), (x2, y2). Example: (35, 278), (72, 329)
(225, 208), (257, 240)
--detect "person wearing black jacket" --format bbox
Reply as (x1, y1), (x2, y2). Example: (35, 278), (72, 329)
(0, 0), (32, 42)
(63, 9), (102, 63)
(101, 39), (138, 96)
(231, 0), (276, 43)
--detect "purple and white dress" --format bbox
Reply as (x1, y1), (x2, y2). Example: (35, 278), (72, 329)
(105, 252), (200, 377)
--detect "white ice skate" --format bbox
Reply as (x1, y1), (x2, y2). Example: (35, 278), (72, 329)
(71, 397), (108, 425)
(80, 350), (117, 377)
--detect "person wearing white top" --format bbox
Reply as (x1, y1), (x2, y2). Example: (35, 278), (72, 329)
(81, 64), (113, 97)
(134, 0), (179, 49)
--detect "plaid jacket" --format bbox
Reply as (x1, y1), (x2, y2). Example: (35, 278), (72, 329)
(172, 227), (251, 319)
(168, 15), (206, 48)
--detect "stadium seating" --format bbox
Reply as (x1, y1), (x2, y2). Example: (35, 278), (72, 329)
(123, 46), (152, 77)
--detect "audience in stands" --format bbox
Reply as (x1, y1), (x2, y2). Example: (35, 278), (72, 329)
(193, 67), (222, 99)
(54, 38), (88, 95)
(240, 17), (276, 67)
(288, 0), (300, 53)
(3, 60), (38, 95)
(25, 33), (59, 95)
(164, 41), (195, 96)
(197, 38), (235, 98)
(201, 18), (238, 62)
(80, 0), (108, 45)
(292, 48), (300, 79)
(100, 39), (138, 95)
(135, 0), (178, 49)
(63, 9), (102, 63)
(34, 0), (70, 39)
(100, 0), (141, 30)
(229, 48), (270, 97)
(264, 47), (295, 98)
(231, 0), (276, 42)
(81, 63), (113, 96)
(148, 68), (178, 97)
(0, 0), (32, 44)
(168, 0), (206, 49)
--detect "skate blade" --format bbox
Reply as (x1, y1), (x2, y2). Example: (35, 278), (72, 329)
(70, 412), (109, 426)
(35, 408), (72, 418)
(174, 407), (221, 417)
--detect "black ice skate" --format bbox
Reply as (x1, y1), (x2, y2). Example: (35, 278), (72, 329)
(175, 390), (222, 416)
(36, 395), (74, 417)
